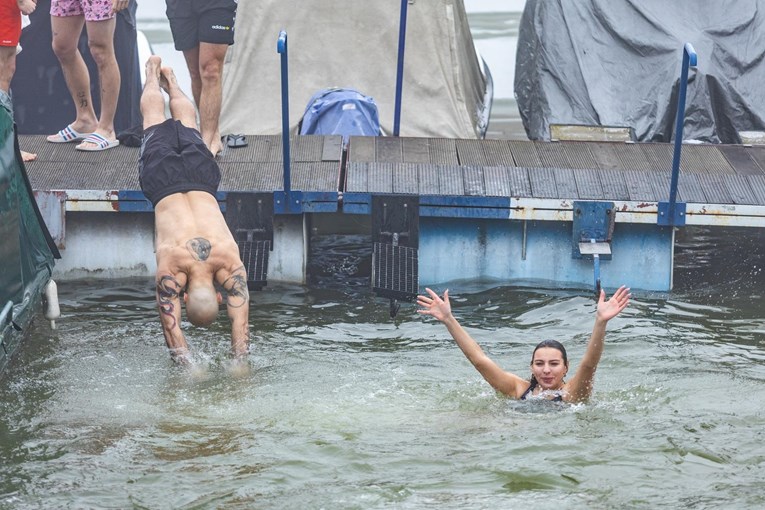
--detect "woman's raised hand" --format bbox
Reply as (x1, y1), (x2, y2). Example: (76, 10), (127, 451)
(417, 288), (452, 322)
(597, 285), (631, 322)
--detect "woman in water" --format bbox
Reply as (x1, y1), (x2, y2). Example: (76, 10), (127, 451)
(417, 286), (630, 403)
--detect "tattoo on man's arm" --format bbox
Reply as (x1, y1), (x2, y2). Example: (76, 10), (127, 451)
(223, 267), (249, 308)
(186, 237), (212, 261)
(157, 275), (182, 329)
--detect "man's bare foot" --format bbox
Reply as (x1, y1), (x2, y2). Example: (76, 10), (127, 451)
(21, 150), (36, 162)
(145, 55), (162, 86)
(159, 66), (180, 93)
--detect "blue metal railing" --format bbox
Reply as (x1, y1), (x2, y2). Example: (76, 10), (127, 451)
(393, 0), (409, 136)
(276, 30), (302, 214)
(658, 43), (697, 226)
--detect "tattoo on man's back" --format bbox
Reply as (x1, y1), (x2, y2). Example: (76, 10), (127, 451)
(187, 237), (212, 261)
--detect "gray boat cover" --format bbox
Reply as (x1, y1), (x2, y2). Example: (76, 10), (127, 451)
(515, 0), (765, 143)
(220, 0), (489, 139)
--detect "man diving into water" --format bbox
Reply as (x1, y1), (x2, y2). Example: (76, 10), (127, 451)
(139, 55), (249, 363)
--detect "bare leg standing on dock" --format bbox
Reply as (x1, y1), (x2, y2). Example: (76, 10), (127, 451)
(0, 0), (37, 162)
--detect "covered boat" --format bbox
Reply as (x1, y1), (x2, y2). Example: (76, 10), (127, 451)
(221, 0), (493, 139)
(0, 92), (60, 374)
(515, 0), (765, 144)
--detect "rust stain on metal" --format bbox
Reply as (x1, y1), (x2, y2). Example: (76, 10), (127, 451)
(636, 202), (652, 209)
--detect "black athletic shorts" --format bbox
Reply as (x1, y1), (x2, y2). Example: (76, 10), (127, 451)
(165, 0), (237, 51)
(139, 119), (221, 207)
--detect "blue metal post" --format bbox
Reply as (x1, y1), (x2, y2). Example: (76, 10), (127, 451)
(275, 31), (302, 214)
(277, 31), (291, 199)
(659, 43), (697, 226)
(393, 0), (409, 136)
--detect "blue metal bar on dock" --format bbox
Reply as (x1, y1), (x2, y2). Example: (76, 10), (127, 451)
(276, 30), (303, 214)
(393, 0), (409, 136)
(659, 43), (697, 226)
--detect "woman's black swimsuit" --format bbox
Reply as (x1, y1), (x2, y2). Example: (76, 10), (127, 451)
(520, 379), (564, 402)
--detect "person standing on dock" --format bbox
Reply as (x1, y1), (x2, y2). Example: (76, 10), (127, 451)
(164, 0), (237, 157)
(46, 0), (126, 151)
(0, 0), (37, 162)
(417, 286), (631, 403)
(139, 55), (249, 364)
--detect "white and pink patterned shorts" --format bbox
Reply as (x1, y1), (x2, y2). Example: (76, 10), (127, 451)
(50, 0), (115, 22)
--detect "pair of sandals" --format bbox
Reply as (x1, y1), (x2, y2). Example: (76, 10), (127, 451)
(47, 125), (120, 152)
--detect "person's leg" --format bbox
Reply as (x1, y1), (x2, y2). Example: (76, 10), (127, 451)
(78, 16), (119, 148)
(50, 14), (98, 136)
(161, 66), (197, 130)
(141, 56), (166, 130)
(196, 42), (227, 155)
(0, 46), (15, 93)
(181, 46), (202, 108)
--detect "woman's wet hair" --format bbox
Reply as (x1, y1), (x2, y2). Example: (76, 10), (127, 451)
(531, 339), (568, 365)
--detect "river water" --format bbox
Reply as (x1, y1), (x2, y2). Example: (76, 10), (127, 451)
(1, 226), (764, 509)
(3, 3), (765, 509)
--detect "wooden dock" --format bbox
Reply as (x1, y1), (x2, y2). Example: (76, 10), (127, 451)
(21, 134), (765, 291)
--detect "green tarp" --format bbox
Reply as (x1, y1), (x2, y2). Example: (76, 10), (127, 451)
(0, 91), (59, 374)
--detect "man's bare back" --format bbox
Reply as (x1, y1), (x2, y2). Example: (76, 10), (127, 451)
(141, 57), (249, 363)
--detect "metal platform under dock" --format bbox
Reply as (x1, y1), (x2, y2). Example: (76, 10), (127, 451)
(22, 134), (765, 292)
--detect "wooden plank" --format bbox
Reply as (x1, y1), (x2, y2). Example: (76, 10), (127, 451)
(528, 167), (557, 198)
(623, 170), (656, 201)
(640, 143), (673, 173)
(345, 162), (368, 193)
(560, 142), (598, 170)
(615, 144), (652, 171)
(573, 169), (603, 200)
(597, 169), (629, 201)
(552, 167), (578, 199)
(429, 138), (459, 165)
(718, 146), (765, 176)
(686, 145), (736, 175)
(482, 139), (514, 166)
(536, 141), (570, 168)
(676, 173), (706, 203)
(463, 166), (485, 196)
(747, 175), (765, 205)
(484, 167), (511, 197)
(438, 165), (464, 195)
(348, 136), (376, 162)
(647, 171), (672, 202)
(723, 175), (757, 205)
(589, 142), (624, 170)
(402, 138), (432, 163)
(321, 136), (343, 161)
(508, 140), (542, 167)
(392, 163), (419, 194)
(456, 139), (488, 165)
(376, 138), (402, 163)
(368, 162), (393, 193)
(508, 167), (532, 197)
(417, 164), (440, 195)
(696, 173), (732, 204)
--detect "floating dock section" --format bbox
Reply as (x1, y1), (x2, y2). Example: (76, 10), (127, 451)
(22, 134), (765, 295)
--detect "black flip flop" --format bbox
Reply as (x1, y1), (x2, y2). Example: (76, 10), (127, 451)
(223, 133), (248, 148)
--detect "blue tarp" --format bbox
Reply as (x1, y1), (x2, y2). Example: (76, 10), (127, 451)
(299, 88), (381, 144)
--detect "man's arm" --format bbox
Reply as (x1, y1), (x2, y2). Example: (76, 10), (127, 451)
(221, 266), (250, 358)
(156, 273), (190, 363)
